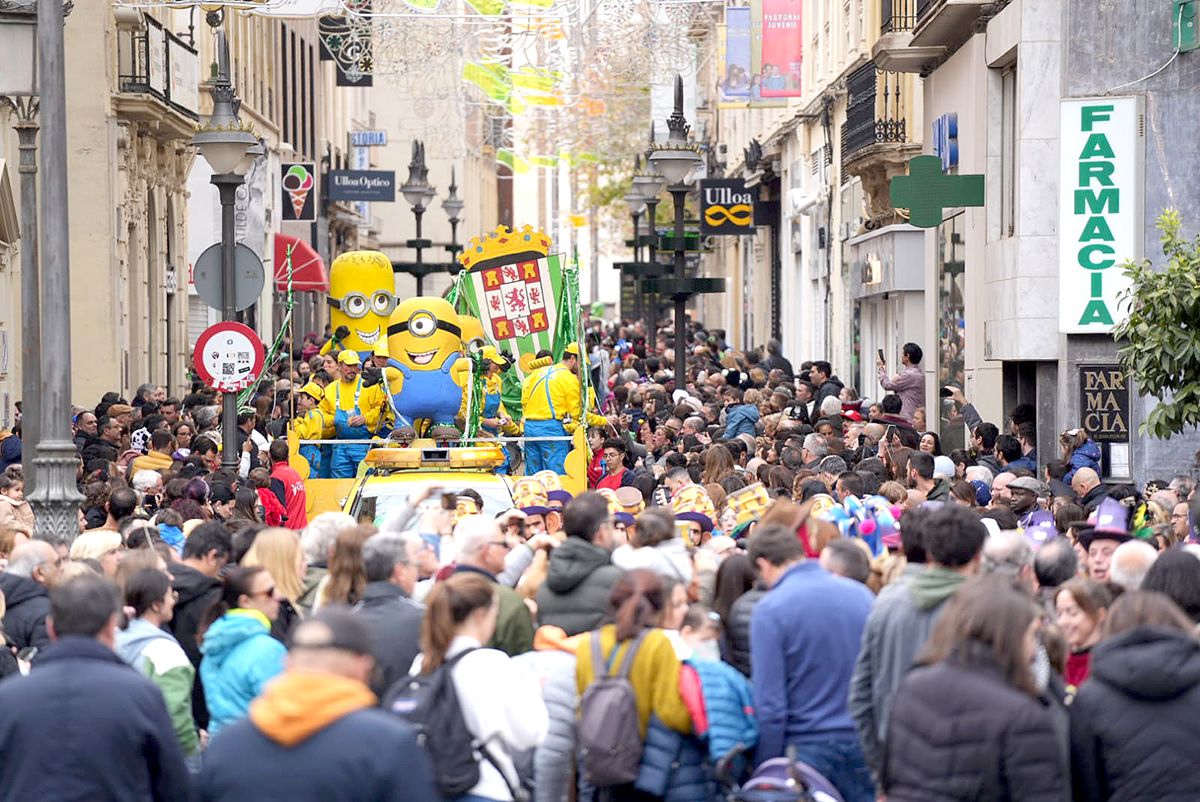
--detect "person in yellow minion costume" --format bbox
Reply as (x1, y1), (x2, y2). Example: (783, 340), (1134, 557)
(384, 297), (470, 439)
(471, 345), (518, 473)
(520, 343), (606, 475)
(319, 350), (387, 478)
(320, 250), (397, 359)
(293, 381), (330, 477)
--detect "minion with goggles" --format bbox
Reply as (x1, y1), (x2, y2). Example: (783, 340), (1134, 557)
(384, 297), (470, 438)
(319, 251), (397, 358)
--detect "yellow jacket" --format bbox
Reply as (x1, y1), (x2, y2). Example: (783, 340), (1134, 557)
(294, 408), (332, 440)
(319, 377), (386, 433)
(575, 625), (692, 738)
(130, 450), (174, 474)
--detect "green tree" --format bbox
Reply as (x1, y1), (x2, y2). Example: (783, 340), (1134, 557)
(1113, 209), (1200, 438)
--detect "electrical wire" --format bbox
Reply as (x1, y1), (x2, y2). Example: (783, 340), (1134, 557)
(1105, 4), (1185, 95)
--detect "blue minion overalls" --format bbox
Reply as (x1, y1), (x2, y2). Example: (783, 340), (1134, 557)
(480, 378), (512, 474)
(524, 366), (569, 475)
(387, 354), (463, 430)
(331, 377), (372, 478)
(298, 409), (325, 478)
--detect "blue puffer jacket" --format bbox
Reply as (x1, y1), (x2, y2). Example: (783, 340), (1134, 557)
(635, 715), (716, 802)
(687, 658), (758, 763)
(1064, 439), (1102, 484)
(200, 609), (287, 737)
(723, 404), (760, 440)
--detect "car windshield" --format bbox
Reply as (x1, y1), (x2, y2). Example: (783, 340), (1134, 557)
(357, 480), (514, 528)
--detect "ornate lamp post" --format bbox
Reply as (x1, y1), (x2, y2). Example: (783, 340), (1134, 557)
(632, 148), (667, 344)
(441, 166), (465, 271)
(396, 140), (439, 295)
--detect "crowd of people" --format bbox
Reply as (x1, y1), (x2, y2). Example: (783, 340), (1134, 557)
(0, 320), (1199, 801)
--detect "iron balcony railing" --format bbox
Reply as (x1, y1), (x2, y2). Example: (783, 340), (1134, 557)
(841, 62), (909, 172)
(116, 14), (200, 121)
(916, 0), (936, 23)
(881, 0), (917, 33)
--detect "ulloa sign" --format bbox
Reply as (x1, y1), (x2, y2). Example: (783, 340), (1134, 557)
(700, 179), (756, 235)
(1058, 97), (1145, 333)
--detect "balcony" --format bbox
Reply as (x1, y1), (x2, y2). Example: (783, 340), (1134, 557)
(841, 63), (922, 228)
(114, 13), (201, 141)
(910, 0), (991, 51)
(873, 0), (947, 73)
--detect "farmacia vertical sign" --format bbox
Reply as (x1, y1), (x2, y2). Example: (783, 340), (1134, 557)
(1058, 97), (1145, 333)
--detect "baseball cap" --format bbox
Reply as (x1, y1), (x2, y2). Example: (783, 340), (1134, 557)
(933, 455), (955, 480)
(372, 342), (390, 358)
(337, 350), (361, 366)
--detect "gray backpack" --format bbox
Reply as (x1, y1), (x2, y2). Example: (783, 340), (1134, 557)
(578, 629), (649, 787)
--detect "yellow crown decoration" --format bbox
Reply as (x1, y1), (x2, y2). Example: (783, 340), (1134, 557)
(459, 225), (553, 271)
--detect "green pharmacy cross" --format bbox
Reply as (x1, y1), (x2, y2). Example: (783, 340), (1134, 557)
(890, 155), (985, 228)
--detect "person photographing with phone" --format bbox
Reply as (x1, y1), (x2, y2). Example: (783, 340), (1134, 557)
(877, 342), (925, 423)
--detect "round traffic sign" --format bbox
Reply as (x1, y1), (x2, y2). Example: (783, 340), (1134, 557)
(192, 243), (266, 312)
(193, 322), (266, 393)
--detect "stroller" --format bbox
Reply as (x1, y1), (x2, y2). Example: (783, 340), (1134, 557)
(715, 745), (845, 802)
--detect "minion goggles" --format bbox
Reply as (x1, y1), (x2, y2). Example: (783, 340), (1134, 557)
(326, 291), (397, 319)
(388, 311), (462, 339)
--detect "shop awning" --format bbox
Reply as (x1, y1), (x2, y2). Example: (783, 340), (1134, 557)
(273, 233), (328, 292)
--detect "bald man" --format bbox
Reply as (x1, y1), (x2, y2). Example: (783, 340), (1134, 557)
(1071, 467), (1109, 512)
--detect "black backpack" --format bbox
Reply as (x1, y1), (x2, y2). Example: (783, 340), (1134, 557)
(578, 629), (649, 787)
(383, 649), (527, 801)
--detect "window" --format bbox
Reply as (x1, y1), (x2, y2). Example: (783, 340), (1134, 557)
(1000, 65), (1017, 237)
(937, 213), (967, 451)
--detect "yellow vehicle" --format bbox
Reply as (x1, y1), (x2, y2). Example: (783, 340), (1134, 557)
(337, 443), (516, 525)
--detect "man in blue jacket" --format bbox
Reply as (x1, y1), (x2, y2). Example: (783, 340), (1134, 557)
(749, 523), (874, 802)
(721, 386), (760, 440)
(0, 574), (191, 801)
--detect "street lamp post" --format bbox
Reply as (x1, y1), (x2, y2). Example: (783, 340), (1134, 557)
(632, 147), (666, 347)
(622, 188), (644, 329)
(191, 23), (258, 470)
(398, 140), (438, 295)
(24, 0), (81, 544)
(442, 166), (465, 272)
(649, 75), (703, 390)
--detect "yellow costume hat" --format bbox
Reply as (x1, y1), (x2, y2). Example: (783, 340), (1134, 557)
(807, 493), (837, 519)
(533, 470), (564, 494)
(512, 477), (550, 513)
(614, 486), (645, 515)
(564, 342), (581, 356)
(372, 341), (390, 358)
(299, 382), (324, 403)
(671, 484), (716, 532)
(337, 350), (361, 366)
(481, 345), (507, 367)
(596, 488), (621, 513)
(725, 482), (771, 527)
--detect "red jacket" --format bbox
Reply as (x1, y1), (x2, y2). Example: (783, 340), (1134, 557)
(270, 462), (308, 530)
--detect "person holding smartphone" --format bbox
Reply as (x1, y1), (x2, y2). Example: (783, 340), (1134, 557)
(877, 343), (926, 424)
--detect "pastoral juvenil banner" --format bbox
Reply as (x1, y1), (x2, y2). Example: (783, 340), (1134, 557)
(753, 0), (802, 98)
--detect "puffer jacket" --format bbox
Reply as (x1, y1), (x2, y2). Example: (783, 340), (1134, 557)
(0, 572), (50, 651)
(723, 404), (760, 440)
(612, 537), (693, 584)
(1064, 439), (1102, 484)
(536, 536), (624, 635)
(881, 643), (1066, 802)
(721, 587), (764, 677)
(199, 609), (287, 737)
(685, 658), (757, 763)
(635, 715), (715, 802)
(511, 646), (578, 802)
(1070, 625), (1200, 801)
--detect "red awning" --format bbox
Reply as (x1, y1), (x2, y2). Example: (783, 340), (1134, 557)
(273, 233), (329, 292)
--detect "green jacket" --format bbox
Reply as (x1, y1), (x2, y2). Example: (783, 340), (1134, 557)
(454, 566), (534, 657)
(114, 618), (201, 759)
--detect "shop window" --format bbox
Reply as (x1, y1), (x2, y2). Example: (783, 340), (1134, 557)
(938, 212), (966, 451)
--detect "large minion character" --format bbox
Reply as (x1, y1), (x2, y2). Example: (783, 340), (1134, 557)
(320, 251), (397, 357)
(385, 297), (470, 438)
(319, 350), (388, 478)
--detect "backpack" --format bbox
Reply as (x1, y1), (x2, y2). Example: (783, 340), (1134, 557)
(383, 649), (527, 800)
(578, 629), (649, 787)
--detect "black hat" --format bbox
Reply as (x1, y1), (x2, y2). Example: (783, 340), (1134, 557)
(291, 608), (375, 656)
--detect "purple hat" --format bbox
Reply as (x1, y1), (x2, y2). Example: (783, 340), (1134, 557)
(614, 511), (635, 526)
(520, 504), (552, 517)
(970, 479), (992, 507)
(675, 511), (715, 532)
(547, 489), (574, 504)
(1024, 523), (1058, 549)
(1076, 497), (1132, 549)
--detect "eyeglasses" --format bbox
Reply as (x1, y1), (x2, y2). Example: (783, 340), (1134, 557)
(248, 586), (277, 599)
(326, 290), (396, 319)
(487, 540), (511, 550)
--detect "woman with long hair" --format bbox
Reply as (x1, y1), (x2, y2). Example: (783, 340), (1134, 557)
(229, 486), (262, 524)
(881, 576), (1065, 800)
(1056, 578), (1113, 688)
(918, 431), (942, 457)
(1070, 591), (1200, 800)
(241, 527), (307, 641)
(404, 572), (547, 802)
(711, 553), (761, 676)
(114, 568), (202, 769)
(700, 446), (735, 486)
(198, 566), (286, 737)
(314, 524), (375, 611)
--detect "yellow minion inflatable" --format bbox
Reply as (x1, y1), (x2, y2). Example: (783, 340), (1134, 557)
(385, 297), (470, 437)
(320, 250), (397, 357)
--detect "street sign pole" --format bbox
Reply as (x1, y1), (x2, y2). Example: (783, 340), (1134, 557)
(213, 173), (244, 469)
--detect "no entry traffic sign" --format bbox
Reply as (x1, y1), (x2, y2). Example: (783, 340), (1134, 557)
(193, 322), (265, 393)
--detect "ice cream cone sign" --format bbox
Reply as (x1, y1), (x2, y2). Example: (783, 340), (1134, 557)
(282, 163), (315, 220)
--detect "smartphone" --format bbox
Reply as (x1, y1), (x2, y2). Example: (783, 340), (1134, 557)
(440, 492), (458, 511)
(877, 348), (886, 364)
(885, 424), (897, 443)
(940, 386), (953, 398)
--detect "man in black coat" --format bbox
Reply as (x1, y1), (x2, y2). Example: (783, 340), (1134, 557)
(537, 492), (624, 635)
(354, 533), (424, 696)
(0, 540), (61, 651)
(0, 574), (191, 800)
(79, 415), (122, 465)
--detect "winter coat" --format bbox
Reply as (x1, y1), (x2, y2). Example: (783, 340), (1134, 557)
(1064, 439), (1102, 484)
(1080, 482), (1110, 513)
(0, 495), (34, 536)
(635, 715), (716, 802)
(877, 364), (924, 423)
(80, 434), (119, 465)
(881, 644), (1067, 802)
(723, 403), (760, 440)
(0, 635), (191, 801)
(115, 617), (201, 760)
(270, 598), (302, 645)
(751, 561), (873, 762)
(685, 657), (757, 763)
(1070, 625), (1200, 802)
(0, 572), (50, 651)
(0, 434), (20, 470)
(199, 671), (435, 802)
(849, 566), (966, 775)
(453, 565), (534, 657)
(976, 453), (1004, 481)
(813, 376), (846, 416)
(536, 536), (624, 635)
(721, 587), (763, 677)
(511, 647), (578, 802)
(612, 537), (693, 584)
(167, 561), (223, 729)
(353, 580), (424, 696)
(199, 609), (287, 737)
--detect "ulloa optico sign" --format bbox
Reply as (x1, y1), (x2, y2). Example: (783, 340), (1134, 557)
(1058, 97), (1145, 333)
(700, 179), (756, 235)
(327, 170), (396, 203)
